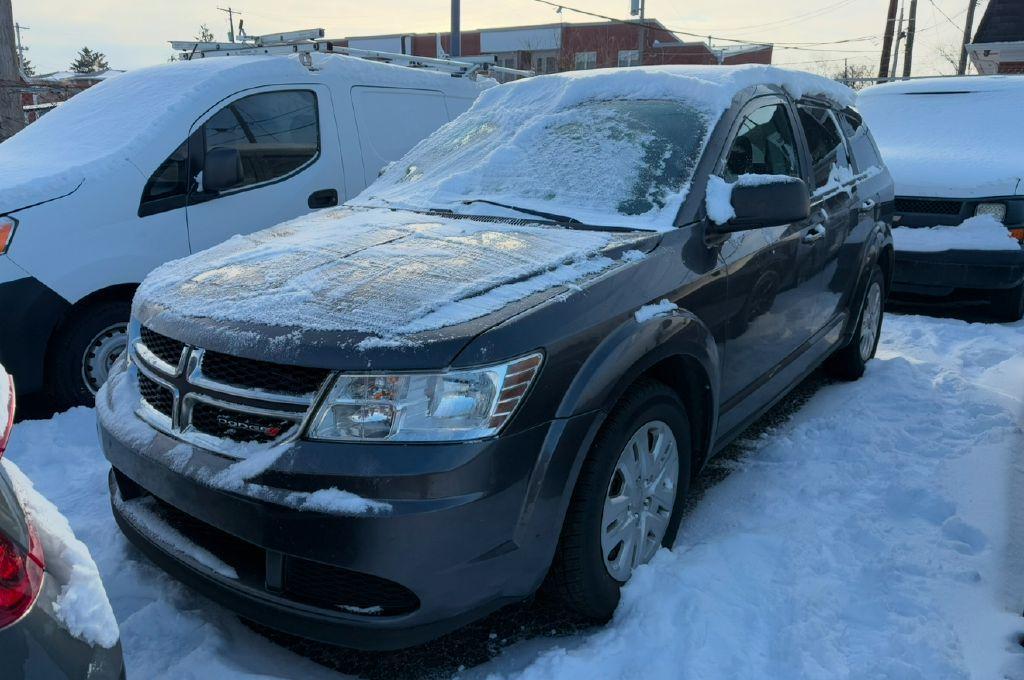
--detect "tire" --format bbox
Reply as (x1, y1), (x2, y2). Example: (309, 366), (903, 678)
(826, 265), (885, 381)
(48, 300), (131, 409)
(546, 379), (692, 621)
(991, 283), (1024, 322)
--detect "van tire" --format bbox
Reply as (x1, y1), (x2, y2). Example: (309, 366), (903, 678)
(49, 301), (131, 409)
(826, 265), (885, 381)
(545, 379), (691, 621)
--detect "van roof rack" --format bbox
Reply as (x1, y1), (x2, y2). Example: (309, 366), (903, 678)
(169, 29), (534, 80)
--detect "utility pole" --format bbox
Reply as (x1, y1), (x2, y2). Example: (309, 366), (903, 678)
(450, 0), (460, 57)
(902, 0), (917, 78)
(13, 21), (26, 69)
(891, 5), (904, 78)
(957, 0), (979, 75)
(217, 6), (240, 43)
(878, 0), (900, 79)
(0, 0), (25, 139)
(631, 0), (646, 66)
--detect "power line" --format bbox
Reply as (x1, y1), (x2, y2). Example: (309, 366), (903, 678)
(925, 0), (964, 29)
(531, 0), (881, 51)
(690, 0), (861, 34)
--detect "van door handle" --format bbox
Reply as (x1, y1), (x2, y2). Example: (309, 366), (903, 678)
(802, 224), (827, 243)
(308, 189), (338, 209)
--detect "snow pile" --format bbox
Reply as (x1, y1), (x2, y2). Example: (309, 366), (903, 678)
(858, 77), (1024, 198)
(113, 493), (239, 580)
(633, 299), (678, 322)
(137, 207), (649, 344)
(704, 174), (795, 225)
(893, 214), (1021, 253)
(2, 459), (119, 649)
(363, 65), (852, 230)
(286, 488), (391, 515)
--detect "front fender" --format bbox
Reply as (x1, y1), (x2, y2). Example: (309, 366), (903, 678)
(556, 307), (720, 421)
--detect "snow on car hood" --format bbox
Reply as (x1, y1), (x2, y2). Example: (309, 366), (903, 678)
(135, 207), (654, 365)
(858, 77), (1024, 198)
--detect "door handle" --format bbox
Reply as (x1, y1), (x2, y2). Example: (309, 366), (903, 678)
(308, 189), (339, 209)
(802, 224), (827, 244)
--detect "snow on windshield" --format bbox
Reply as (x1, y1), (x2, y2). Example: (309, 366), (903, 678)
(361, 65), (855, 230)
(858, 78), (1024, 198)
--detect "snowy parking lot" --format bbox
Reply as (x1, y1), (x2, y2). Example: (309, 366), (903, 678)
(6, 311), (1023, 680)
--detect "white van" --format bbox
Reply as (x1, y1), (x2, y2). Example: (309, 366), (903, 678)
(0, 53), (489, 406)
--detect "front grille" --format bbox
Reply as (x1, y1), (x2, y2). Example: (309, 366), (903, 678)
(138, 373), (174, 418)
(190, 401), (294, 443)
(140, 326), (186, 368)
(201, 350), (330, 397)
(894, 197), (963, 216)
(284, 556), (420, 616)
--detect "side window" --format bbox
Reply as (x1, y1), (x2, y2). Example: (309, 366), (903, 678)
(141, 140), (189, 205)
(723, 103), (801, 181)
(839, 109), (883, 172)
(796, 104), (851, 191)
(203, 90), (320, 190)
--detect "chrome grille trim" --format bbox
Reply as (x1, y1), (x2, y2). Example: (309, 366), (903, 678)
(128, 328), (336, 458)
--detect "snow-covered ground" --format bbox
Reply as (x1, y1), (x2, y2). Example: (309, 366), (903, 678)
(5, 313), (1022, 679)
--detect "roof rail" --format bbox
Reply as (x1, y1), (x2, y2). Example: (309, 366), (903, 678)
(169, 34), (535, 80)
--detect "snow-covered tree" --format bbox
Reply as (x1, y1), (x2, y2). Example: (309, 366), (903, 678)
(69, 47), (110, 73)
(20, 57), (35, 77)
(195, 24), (216, 42)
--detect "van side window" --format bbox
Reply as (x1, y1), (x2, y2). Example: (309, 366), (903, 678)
(202, 90), (320, 190)
(839, 109), (884, 173)
(723, 103), (801, 181)
(141, 140), (189, 204)
(796, 104), (851, 191)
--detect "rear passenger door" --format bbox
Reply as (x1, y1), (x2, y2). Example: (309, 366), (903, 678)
(349, 87), (451, 187)
(184, 85), (344, 253)
(794, 102), (859, 332)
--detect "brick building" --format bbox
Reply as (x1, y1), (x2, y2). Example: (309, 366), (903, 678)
(19, 70), (122, 124)
(968, 0), (1024, 75)
(339, 19), (772, 79)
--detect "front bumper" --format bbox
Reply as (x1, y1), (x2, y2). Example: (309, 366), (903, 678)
(98, 391), (598, 650)
(891, 246), (1024, 296)
(0, 262), (70, 395)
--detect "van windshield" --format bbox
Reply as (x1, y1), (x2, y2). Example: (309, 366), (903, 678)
(357, 98), (711, 231)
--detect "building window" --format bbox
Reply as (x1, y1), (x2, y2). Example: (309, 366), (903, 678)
(533, 55), (557, 74)
(617, 50), (640, 67)
(574, 51), (597, 70)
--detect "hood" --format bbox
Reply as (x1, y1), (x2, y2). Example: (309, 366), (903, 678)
(135, 207), (657, 370)
(858, 79), (1024, 199)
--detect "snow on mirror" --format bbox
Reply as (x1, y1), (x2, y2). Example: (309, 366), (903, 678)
(363, 98), (710, 230)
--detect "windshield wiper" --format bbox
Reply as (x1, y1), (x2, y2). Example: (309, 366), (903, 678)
(460, 199), (590, 224)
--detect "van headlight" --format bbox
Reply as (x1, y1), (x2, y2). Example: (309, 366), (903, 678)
(307, 353), (542, 442)
(975, 202), (1007, 221)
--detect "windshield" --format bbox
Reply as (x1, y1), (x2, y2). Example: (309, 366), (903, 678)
(357, 98), (711, 231)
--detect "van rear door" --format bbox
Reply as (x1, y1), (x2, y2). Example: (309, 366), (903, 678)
(349, 87), (451, 186)
(184, 84), (344, 253)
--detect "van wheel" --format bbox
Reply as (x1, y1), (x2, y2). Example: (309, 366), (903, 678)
(546, 379), (691, 620)
(49, 301), (130, 408)
(826, 265), (884, 381)
(991, 283), (1024, 322)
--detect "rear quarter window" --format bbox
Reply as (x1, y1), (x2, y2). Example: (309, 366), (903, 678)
(839, 110), (884, 173)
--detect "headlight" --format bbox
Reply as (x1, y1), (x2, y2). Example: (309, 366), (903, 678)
(307, 353), (543, 442)
(0, 217), (17, 255)
(975, 202), (1007, 221)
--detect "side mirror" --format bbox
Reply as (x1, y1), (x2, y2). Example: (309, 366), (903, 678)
(203, 147), (243, 192)
(711, 176), (810, 233)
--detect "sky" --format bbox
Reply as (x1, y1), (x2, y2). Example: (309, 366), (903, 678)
(13, 0), (983, 77)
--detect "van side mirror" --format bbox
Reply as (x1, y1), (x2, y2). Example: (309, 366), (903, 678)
(203, 147), (243, 192)
(713, 176), (810, 233)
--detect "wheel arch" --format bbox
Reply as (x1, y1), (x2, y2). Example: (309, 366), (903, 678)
(45, 283), (138, 369)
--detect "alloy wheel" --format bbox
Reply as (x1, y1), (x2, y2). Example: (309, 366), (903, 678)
(858, 281), (883, 362)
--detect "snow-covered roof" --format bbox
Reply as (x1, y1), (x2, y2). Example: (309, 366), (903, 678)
(858, 76), (1024, 198)
(0, 53), (485, 214)
(362, 65), (854, 230)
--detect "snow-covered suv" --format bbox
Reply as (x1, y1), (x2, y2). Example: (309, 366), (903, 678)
(97, 65), (894, 649)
